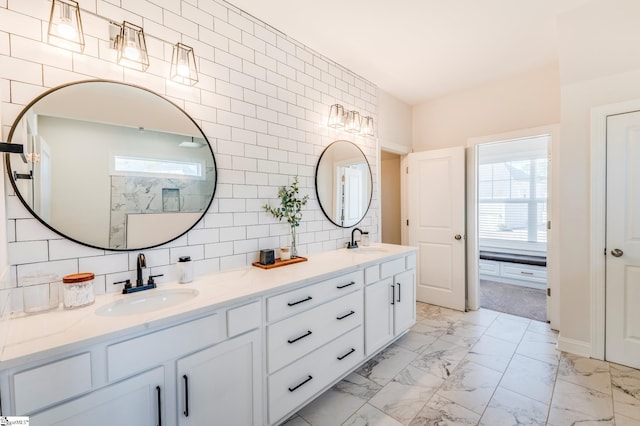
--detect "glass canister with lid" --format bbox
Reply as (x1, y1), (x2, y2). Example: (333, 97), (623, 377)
(62, 272), (95, 309)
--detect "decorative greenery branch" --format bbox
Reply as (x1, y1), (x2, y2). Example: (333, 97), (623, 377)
(263, 176), (309, 228)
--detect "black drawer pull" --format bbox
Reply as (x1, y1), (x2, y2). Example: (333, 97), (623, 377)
(288, 330), (312, 344)
(337, 348), (356, 360)
(336, 281), (355, 289)
(337, 310), (355, 320)
(182, 375), (189, 417)
(391, 284), (395, 305)
(288, 375), (313, 392)
(397, 283), (401, 302)
(520, 271), (534, 276)
(288, 296), (312, 306)
(156, 386), (162, 426)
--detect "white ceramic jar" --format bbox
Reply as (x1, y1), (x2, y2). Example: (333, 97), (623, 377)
(62, 272), (95, 309)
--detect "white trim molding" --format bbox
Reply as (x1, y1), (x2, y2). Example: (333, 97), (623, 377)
(590, 99), (640, 361)
(557, 335), (592, 358)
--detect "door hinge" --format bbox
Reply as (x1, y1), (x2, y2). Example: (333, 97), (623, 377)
(406, 166), (409, 174)
(406, 219), (409, 226)
(547, 221), (551, 230)
(547, 288), (551, 297)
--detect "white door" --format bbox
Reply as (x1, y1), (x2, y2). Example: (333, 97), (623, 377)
(393, 269), (416, 333)
(605, 111), (640, 369)
(408, 147), (466, 311)
(364, 277), (394, 355)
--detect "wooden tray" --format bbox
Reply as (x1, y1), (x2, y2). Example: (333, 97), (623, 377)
(252, 256), (308, 269)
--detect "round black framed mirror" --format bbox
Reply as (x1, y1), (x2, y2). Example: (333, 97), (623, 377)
(6, 80), (217, 251)
(315, 140), (373, 228)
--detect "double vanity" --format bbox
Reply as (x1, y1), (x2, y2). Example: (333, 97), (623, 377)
(0, 244), (417, 425)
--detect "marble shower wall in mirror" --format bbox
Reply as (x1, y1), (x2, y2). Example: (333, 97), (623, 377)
(7, 81), (217, 251)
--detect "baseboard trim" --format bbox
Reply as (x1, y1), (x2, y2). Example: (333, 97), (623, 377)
(557, 335), (593, 358)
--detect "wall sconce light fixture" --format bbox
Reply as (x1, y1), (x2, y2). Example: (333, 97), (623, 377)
(170, 43), (199, 86)
(328, 104), (345, 128)
(344, 111), (362, 133)
(47, 0), (85, 53)
(114, 21), (149, 71)
(361, 116), (374, 136)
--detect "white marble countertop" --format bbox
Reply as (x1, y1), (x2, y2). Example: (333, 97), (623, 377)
(0, 244), (416, 369)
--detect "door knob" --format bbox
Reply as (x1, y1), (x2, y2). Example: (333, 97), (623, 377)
(611, 248), (623, 257)
(454, 234), (462, 240)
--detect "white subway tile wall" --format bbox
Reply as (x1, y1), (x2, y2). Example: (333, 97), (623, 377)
(0, 0), (378, 311)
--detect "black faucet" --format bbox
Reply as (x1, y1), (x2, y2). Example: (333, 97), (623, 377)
(114, 253), (163, 294)
(136, 253), (147, 286)
(348, 228), (363, 249)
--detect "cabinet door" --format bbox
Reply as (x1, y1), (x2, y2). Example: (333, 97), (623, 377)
(394, 269), (416, 335)
(364, 277), (394, 355)
(177, 330), (262, 426)
(29, 367), (164, 426)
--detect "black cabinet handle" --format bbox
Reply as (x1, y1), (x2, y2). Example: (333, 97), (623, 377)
(156, 386), (162, 426)
(397, 283), (401, 302)
(288, 296), (312, 307)
(288, 330), (312, 344)
(183, 375), (189, 417)
(391, 284), (395, 305)
(336, 281), (355, 289)
(337, 348), (356, 360)
(288, 375), (313, 392)
(337, 310), (355, 320)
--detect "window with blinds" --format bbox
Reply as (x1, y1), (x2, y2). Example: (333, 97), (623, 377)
(478, 136), (549, 252)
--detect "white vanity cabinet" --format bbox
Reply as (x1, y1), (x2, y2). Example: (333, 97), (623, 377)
(29, 367), (164, 426)
(265, 270), (365, 425)
(364, 254), (417, 355)
(177, 329), (262, 426)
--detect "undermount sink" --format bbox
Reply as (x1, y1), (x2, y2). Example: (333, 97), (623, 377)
(95, 288), (199, 317)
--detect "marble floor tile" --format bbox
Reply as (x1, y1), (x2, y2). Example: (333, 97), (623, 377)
(547, 379), (614, 425)
(297, 373), (381, 426)
(436, 360), (502, 414)
(484, 315), (530, 343)
(279, 414), (311, 426)
(516, 330), (561, 365)
(342, 403), (404, 426)
(458, 308), (500, 327)
(438, 320), (487, 348)
(408, 394), (480, 426)
(368, 365), (444, 424)
(465, 334), (518, 373)
(410, 338), (469, 380)
(393, 330), (438, 353)
(557, 352), (611, 395)
(410, 321), (446, 338)
(610, 363), (640, 421)
(356, 345), (418, 386)
(615, 412), (640, 426)
(479, 387), (549, 426)
(527, 320), (558, 341)
(500, 353), (557, 404)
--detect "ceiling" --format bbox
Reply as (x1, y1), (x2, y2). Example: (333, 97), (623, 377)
(226, 0), (593, 105)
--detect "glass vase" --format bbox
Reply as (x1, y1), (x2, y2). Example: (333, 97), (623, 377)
(290, 226), (298, 258)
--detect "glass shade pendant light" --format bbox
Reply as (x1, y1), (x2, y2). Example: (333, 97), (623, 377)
(327, 104), (345, 128)
(344, 111), (362, 133)
(170, 43), (199, 86)
(361, 116), (374, 136)
(116, 21), (149, 71)
(47, 0), (85, 53)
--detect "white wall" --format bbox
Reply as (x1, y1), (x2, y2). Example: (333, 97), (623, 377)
(555, 0), (640, 352)
(377, 89), (411, 152)
(412, 63), (561, 151)
(0, 0), (379, 311)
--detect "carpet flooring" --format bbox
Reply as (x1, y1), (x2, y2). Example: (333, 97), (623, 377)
(479, 279), (547, 322)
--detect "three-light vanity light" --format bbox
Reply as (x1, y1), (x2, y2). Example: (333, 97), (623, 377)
(328, 104), (374, 136)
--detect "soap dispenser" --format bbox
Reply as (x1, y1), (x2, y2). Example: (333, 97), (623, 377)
(177, 256), (193, 284)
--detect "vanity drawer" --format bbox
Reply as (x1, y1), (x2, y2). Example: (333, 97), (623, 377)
(267, 290), (362, 373)
(266, 270), (363, 322)
(13, 352), (92, 414)
(268, 326), (364, 425)
(107, 313), (224, 381)
(501, 263), (546, 283)
(380, 257), (406, 278)
(227, 300), (261, 337)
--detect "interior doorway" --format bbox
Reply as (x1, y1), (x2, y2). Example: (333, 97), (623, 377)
(380, 150), (402, 244)
(475, 135), (550, 322)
